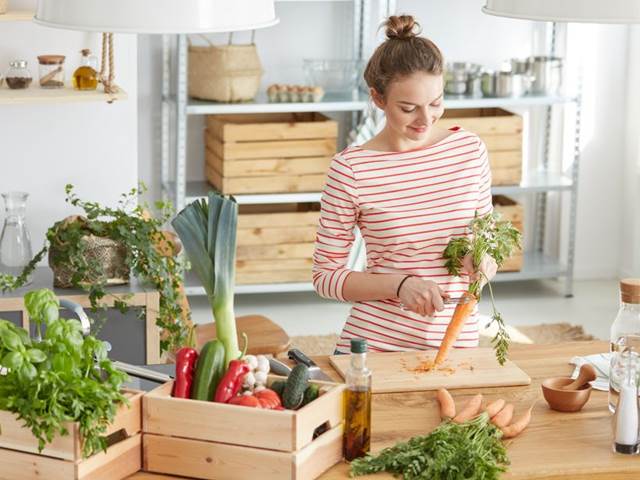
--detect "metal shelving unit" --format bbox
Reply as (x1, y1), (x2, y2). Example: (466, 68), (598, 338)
(161, 4), (581, 297)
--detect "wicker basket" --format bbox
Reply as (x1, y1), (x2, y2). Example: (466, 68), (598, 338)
(49, 235), (130, 288)
(188, 33), (263, 102)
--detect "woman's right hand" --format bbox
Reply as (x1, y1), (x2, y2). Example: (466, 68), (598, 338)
(397, 276), (446, 317)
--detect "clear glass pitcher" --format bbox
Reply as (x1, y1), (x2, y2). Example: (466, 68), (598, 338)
(0, 191), (33, 278)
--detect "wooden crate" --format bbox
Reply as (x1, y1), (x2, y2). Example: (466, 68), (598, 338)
(235, 203), (318, 285)
(204, 112), (337, 194)
(439, 108), (523, 186)
(0, 390), (142, 480)
(493, 195), (524, 272)
(142, 378), (345, 480)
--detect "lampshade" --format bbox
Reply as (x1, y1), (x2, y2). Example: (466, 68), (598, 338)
(483, 0), (640, 24)
(34, 0), (279, 33)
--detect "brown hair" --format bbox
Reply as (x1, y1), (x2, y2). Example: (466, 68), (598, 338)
(363, 15), (444, 97)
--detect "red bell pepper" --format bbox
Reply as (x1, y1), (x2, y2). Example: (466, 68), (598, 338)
(172, 347), (199, 398)
(214, 360), (250, 403)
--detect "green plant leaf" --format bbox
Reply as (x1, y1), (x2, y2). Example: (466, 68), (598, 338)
(27, 349), (47, 363)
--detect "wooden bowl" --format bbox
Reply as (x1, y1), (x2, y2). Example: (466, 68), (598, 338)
(541, 377), (592, 412)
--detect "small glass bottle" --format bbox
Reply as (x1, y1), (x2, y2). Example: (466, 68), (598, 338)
(0, 192), (34, 280)
(609, 279), (640, 412)
(5, 60), (32, 90)
(343, 338), (372, 461)
(72, 49), (99, 91)
(37, 55), (65, 89)
(612, 347), (639, 455)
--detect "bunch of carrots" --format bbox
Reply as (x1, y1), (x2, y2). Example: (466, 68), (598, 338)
(435, 212), (521, 366)
(437, 388), (534, 439)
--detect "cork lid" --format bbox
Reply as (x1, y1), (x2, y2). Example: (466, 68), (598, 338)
(38, 55), (65, 65)
(620, 278), (640, 304)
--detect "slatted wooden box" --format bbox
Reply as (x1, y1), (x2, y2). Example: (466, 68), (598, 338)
(235, 203), (319, 285)
(0, 390), (142, 480)
(439, 108), (523, 185)
(142, 377), (345, 480)
(205, 112), (337, 194)
(493, 194), (524, 272)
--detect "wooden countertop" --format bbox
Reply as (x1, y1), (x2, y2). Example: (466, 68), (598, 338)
(130, 341), (640, 480)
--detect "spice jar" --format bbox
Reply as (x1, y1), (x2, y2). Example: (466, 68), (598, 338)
(5, 60), (32, 90)
(38, 55), (65, 89)
(72, 49), (99, 91)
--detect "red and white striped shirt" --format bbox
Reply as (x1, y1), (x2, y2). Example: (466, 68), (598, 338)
(312, 127), (493, 353)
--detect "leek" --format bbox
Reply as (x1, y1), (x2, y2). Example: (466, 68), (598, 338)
(172, 193), (240, 366)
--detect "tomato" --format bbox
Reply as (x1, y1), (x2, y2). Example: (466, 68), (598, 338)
(255, 388), (282, 409)
(227, 395), (260, 408)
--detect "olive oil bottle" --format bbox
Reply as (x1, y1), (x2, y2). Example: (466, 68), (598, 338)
(72, 49), (99, 91)
(343, 338), (372, 461)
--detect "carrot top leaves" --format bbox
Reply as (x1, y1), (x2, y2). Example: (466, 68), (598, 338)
(443, 212), (521, 365)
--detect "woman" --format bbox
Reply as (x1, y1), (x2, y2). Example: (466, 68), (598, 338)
(312, 15), (498, 354)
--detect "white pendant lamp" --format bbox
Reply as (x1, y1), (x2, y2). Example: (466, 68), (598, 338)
(34, 0), (278, 94)
(34, 0), (279, 33)
(482, 0), (640, 24)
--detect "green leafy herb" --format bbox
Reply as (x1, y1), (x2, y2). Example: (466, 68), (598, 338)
(443, 212), (521, 365)
(172, 192), (241, 367)
(0, 289), (128, 458)
(350, 412), (509, 480)
(0, 184), (190, 354)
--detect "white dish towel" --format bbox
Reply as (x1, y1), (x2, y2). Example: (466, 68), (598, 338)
(569, 353), (611, 391)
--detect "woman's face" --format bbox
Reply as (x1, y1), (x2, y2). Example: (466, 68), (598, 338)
(373, 71), (445, 143)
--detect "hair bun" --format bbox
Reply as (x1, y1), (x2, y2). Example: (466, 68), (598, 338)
(385, 15), (420, 40)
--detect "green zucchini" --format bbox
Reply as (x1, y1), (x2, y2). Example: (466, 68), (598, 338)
(270, 380), (286, 398)
(300, 383), (320, 407)
(190, 340), (226, 401)
(282, 364), (310, 409)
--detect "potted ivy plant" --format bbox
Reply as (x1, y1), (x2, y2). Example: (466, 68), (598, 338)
(0, 184), (191, 354)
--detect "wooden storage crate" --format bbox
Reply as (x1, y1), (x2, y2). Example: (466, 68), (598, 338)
(235, 203), (319, 285)
(439, 108), (523, 185)
(0, 389), (142, 480)
(493, 195), (524, 272)
(205, 112), (337, 195)
(142, 377), (345, 480)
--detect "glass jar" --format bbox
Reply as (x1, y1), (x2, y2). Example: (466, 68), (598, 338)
(609, 279), (640, 412)
(38, 55), (65, 89)
(72, 49), (99, 91)
(5, 60), (32, 90)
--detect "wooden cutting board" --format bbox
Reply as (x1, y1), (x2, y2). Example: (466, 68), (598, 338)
(329, 348), (531, 393)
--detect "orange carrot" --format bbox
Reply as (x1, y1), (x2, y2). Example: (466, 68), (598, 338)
(485, 398), (506, 418)
(436, 388), (456, 419)
(501, 403), (535, 439)
(491, 403), (514, 429)
(434, 292), (478, 366)
(453, 393), (483, 423)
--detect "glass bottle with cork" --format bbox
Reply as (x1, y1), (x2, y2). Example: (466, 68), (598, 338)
(72, 49), (99, 91)
(343, 338), (372, 461)
(609, 279), (640, 412)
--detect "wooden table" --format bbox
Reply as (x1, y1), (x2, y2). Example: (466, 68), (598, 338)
(130, 341), (640, 480)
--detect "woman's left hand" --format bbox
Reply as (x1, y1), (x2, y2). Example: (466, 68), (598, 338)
(461, 254), (498, 288)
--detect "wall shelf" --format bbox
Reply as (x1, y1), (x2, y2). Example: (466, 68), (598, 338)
(0, 86), (127, 105)
(0, 10), (33, 22)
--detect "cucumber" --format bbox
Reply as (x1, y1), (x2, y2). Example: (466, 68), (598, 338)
(190, 340), (226, 401)
(300, 384), (320, 407)
(270, 380), (286, 398)
(282, 364), (310, 409)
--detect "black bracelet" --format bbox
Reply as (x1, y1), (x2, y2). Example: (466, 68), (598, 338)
(396, 275), (414, 298)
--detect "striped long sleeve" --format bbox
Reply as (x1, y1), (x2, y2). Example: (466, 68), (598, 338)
(312, 153), (359, 301)
(476, 138), (493, 216)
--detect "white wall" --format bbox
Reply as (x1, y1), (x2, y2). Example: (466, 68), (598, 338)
(0, 0), (138, 260)
(137, 0), (631, 280)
